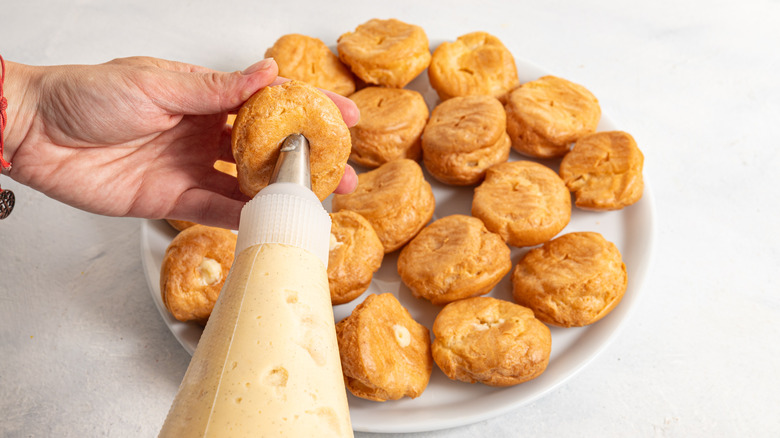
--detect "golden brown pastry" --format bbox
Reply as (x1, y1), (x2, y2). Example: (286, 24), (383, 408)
(505, 75), (601, 158)
(512, 231), (627, 327)
(422, 95), (511, 185)
(265, 33), (356, 96)
(431, 296), (551, 387)
(331, 159), (435, 253)
(231, 80), (351, 201)
(559, 131), (644, 210)
(347, 86), (429, 168)
(165, 219), (197, 232)
(218, 114), (238, 176)
(337, 18), (431, 88)
(472, 161), (571, 247)
(428, 32), (520, 102)
(160, 225), (237, 324)
(212, 160), (237, 177)
(336, 293), (433, 401)
(397, 215), (511, 305)
(328, 210), (384, 305)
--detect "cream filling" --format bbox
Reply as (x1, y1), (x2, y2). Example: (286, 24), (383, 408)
(197, 257), (222, 286)
(159, 243), (353, 438)
(329, 233), (344, 252)
(393, 324), (411, 348)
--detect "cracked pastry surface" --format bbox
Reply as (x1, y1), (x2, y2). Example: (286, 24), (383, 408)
(422, 95), (511, 185)
(505, 75), (601, 158)
(472, 160), (571, 247)
(265, 33), (356, 96)
(398, 215), (511, 305)
(431, 296), (551, 387)
(327, 210), (384, 305)
(336, 293), (433, 401)
(331, 159), (435, 253)
(559, 130), (644, 210)
(231, 80), (351, 201)
(160, 225), (237, 324)
(337, 18), (431, 88)
(428, 31), (519, 102)
(512, 231), (628, 327)
(348, 87), (429, 168)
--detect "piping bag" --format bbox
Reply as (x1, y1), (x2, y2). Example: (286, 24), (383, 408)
(159, 134), (353, 437)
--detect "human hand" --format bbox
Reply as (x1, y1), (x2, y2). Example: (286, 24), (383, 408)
(2, 57), (359, 229)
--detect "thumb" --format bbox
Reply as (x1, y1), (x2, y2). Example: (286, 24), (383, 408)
(152, 58), (278, 115)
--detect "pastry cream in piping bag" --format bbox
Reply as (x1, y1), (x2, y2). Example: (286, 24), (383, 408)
(159, 134), (353, 437)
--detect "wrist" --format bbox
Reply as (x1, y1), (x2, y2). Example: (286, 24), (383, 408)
(2, 61), (42, 173)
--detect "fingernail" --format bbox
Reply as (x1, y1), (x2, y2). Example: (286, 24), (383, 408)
(242, 58), (275, 75)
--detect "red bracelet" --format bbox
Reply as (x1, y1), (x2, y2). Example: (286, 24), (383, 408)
(0, 54), (11, 170)
(0, 53), (14, 220)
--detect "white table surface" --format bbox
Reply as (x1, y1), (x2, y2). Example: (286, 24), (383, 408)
(2, 1), (779, 436)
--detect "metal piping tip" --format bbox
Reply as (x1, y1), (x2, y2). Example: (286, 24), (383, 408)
(269, 133), (312, 189)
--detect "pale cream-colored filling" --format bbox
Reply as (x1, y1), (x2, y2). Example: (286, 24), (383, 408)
(393, 324), (411, 347)
(197, 257), (222, 286)
(472, 318), (506, 331)
(159, 244), (353, 438)
(329, 233), (344, 252)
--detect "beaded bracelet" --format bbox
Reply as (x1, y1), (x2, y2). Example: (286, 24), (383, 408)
(0, 54), (9, 170)
(0, 54), (15, 219)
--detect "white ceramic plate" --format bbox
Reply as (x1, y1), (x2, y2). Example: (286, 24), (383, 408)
(141, 56), (656, 434)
